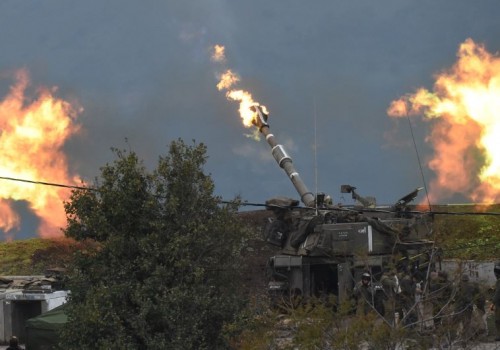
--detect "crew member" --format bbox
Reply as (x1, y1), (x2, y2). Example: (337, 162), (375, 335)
(353, 272), (374, 316)
(454, 274), (483, 341)
(492, 261), (500, 342)
(380, 268), (400, 325)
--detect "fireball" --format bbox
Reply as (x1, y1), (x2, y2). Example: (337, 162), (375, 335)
(0, 69), (81, 238)
(388, 39), (500, 203)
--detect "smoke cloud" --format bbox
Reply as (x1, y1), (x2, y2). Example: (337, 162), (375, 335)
(1, 1), (500, 238)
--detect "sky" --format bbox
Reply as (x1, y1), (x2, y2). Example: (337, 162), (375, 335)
(1, 1), (500, 239)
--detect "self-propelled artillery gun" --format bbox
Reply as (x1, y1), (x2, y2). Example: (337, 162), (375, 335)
(247, 105), (437, 306)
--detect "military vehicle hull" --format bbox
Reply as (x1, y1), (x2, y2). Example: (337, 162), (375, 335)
(249, 105), (436, 307)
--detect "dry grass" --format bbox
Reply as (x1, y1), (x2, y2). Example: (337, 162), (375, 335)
(0, 237), (81, 275)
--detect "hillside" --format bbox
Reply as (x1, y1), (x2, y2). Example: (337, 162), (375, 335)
(1, 204), (499, 277)
(0, 237), (85, 275)
(431, 204), (500, 259)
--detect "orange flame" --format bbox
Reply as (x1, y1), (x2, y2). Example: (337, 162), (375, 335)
(212, 44), (268, 133)
(216, 70), (240, 91)
(226, 90), (265, 127)
(388, 38), (500, 203)
(211, 44), (226, 63)
(0, 69), (81, 238)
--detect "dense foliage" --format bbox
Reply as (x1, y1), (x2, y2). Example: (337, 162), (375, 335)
(60, 140), (249, 349)
(433, 204), (500, 259)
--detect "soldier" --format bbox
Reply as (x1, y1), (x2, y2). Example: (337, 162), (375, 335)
(6, 336), (24, 350)
(399, 271), (417, 327)
(431, 270), (452, 328)
(380, 268), (400, 325)
(492, 261), (500, 341)
(414, 273), (426, 329)
(353, 272), (374, 316)
(454, 274), (483, 340)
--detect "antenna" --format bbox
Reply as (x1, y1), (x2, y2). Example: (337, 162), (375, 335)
(314, 96), (318, 215)
(405, 110), (432, 210)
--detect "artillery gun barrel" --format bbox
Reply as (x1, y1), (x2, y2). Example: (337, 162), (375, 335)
(250, 105), (316, 207)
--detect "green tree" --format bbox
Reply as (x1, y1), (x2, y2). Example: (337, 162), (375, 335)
(60, 139), (248, 349)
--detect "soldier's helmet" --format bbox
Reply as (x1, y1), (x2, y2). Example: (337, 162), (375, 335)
(9, 336), (19, 347)
(494, 261), (500, 278)
(362, 272), (371, 280)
